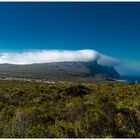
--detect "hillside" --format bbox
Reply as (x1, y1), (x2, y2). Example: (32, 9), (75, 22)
(0, 81), (140, 138)
(0, 61), (120, 82)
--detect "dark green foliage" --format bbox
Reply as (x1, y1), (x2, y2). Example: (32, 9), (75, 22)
(0, 81), (140, 138)
(65, 85), (90, 96)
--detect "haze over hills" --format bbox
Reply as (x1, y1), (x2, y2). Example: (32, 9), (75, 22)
(0, 61), (120, 82)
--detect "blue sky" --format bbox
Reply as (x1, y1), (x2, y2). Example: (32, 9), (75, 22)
(0, 2), (140, 75)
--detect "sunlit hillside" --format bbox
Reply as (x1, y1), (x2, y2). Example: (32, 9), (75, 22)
(0, 81), (140, 138)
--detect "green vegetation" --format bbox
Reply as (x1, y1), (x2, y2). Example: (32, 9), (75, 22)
(0, 80), (140, 138)
(0, 61), (120, 82)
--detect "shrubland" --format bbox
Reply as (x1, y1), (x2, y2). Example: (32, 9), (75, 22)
(0, 80), (140, 138)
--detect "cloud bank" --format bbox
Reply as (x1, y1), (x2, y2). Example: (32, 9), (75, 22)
(116, 59), (140, 75)
(0, 49), (119, 66)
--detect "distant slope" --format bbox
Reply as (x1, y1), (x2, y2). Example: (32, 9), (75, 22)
(0, 61), (120, 82)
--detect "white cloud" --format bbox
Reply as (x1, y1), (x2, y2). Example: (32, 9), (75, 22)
(116, 59), (140, 75)
(0, 49), (119, 65)
(1, 49), (140, 75)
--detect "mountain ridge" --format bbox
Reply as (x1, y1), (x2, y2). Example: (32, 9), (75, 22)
(0, 61), (120, 82)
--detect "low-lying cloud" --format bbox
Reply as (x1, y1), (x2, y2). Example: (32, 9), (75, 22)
(116, 59), (140, 75)
(0, 49), (119, 66)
